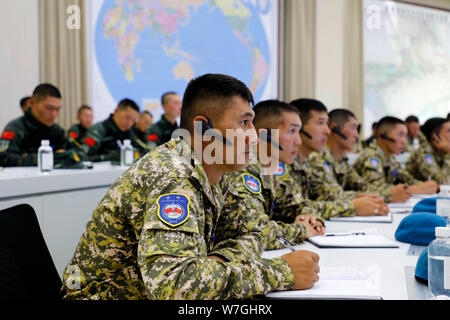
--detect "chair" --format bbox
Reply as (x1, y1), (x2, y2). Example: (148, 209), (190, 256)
(0, 204), (62, 300)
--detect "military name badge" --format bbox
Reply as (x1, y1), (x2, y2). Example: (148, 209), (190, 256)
(424, 155), (433, 165)
(274, 162), (286, 177)
(241, 173), (262, 194)
(323, 161), (331, 174)
(157, 193), (190, 228)
(370, 158), (380, 169)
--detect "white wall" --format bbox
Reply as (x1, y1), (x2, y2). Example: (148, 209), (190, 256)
(315, 0), (345, 110)
(0, 0), (40, 132)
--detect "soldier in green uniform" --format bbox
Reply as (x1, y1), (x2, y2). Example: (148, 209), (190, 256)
(0, 84), (83, 168)
(132, 110), (157, 157)
(147, 92), (182, 146)
(290, 99), (388, 218)
(82, 99), (140, 163)
(20, 96), (31, 113)
(218, 100), (325, 254)
(404, 115), (421, 153)
(62, 74), (320, 300)
(353, 116), (439, 203)
(406, 117), (450, 184)
(67, 105), (93, 151)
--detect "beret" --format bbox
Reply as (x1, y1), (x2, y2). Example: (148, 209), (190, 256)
(415, 247), (429, 284)
(395, 213), (446, 245)
(412, 198), (436, 214)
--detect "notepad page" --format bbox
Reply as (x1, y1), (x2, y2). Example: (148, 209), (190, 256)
(307, 234), (399, 248)
(330, 213), (393, 223)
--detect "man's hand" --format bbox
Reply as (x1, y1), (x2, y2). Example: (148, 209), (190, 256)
(408, 180), (439, 195)
(295, 214), (325, 237)
(282, 250), (320, 290)
(352, 195), (390, 216)
(390, 184), (412, 203)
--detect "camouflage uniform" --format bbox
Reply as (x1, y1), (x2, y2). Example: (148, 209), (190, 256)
(291, 158), (357, 220)
(405, 140), (450, 185)
(0, 109), (84, 168)
(219, 160), (315, 252)
(62, 138), (295, 300)
(353, 141), (421, 203)
(82, 115), (140, 164)
(147, 115), (178, 146)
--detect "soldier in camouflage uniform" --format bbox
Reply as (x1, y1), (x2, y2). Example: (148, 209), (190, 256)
(62, 74), (320, 300)
(82, 99), (141, 164)
(67, 105), (93, 151)
(147, 92), (182, 146)
(406, 118), (450, 185)
(353, 116), (439, 203)
(0, 84), (84, 168)
(218, 100), (325, 253)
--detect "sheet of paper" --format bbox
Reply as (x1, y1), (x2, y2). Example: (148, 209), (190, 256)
(330, 213), (393, 223)
(307, 232), (399, 248)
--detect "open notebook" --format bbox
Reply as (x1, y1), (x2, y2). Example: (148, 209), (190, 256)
(307, 229), (399, 248)
(330, 212), (393, 223)
(266, 267), (383, 300)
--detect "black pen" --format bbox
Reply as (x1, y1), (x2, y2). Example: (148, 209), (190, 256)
(276, 236), (296, 252)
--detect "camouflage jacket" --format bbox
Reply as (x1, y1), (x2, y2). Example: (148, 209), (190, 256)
(219, 160), (309, 252)
(82, 115), (140, 164)
(353, 141), (421, 202)
(0, 109), (84, 168)
(147, 115), (179, 146)
(291, 158), (357, 220)
(405, 140), (450, 185)
(62, 138), (294, 300)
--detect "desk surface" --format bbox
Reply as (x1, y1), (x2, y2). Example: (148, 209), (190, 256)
(263, 195), (433, 300)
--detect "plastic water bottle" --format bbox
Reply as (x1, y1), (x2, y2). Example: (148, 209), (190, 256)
(437, 186), (450, 225)
(428, 227), (450, 299)
(120, 139), (134, 168)
(37, 140), (53, 172)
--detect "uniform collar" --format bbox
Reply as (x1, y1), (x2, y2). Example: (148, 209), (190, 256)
(159, 115), (178, 128)
(24, 108), (53, 131)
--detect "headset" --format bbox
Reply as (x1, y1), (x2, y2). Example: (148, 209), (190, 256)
(331, 126), (348, 140)
(260, 129), (284, 151)
(199, 116), (233, 146)
(300, 128), (313, 140)
(380, 133), (396, 143)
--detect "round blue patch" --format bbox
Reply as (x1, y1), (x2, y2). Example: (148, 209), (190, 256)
(241, 173), (262, 194)
(370, 158), (380, 168)
(274, 162), (286, 177)
(424, 155), (433, 165)
(323, 161), (331, 174)
(157, 193), (190, 228)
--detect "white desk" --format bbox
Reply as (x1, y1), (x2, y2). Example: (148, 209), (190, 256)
(0, 163), (126, 278)
(263, 195), (431, 300)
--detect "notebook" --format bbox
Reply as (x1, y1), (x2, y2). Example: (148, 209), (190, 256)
(266, 267), (383, 300)
(307, 229), (399, 248)
(329, 213), (393, 223)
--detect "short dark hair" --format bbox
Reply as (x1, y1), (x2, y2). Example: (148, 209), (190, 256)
(405, 115), (419, 124)
(253, 100), (299, 130)
(117, 98), (140, 113)
(290, 98), (328, 125)
(375, 116), (405, 137)
(421, 117), (449, 142)
(20, 96), (31, 108)
(180, 74), (254, 132)
(141, 110), (153, 118)
(447, 113), (450, 120)
(32, 83), (61, 102)
(161, 92), (178, 106)
(328, 109), (357, 128)
(77, 105), (92, 115)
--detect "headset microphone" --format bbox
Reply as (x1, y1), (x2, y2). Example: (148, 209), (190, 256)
(300, 129), (313, 140)
(260, 129), (284, 151)
(331, 126), (348, 140)
(200, 116), (233, 146)
(380, 133), (396, 143)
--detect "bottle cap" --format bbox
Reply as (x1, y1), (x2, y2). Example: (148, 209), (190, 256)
(435, 227), (450, 237)
(124, 139), (131, 145)
(41, 140), (50, 146)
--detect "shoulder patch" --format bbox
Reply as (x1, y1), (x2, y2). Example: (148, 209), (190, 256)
(369, 158), (380, 168)
(157, 193), (190, 228)
(424, 155), (433, 165)
(69, 131), (79, 139)
(241, 173), (262, 194)
(274, 162), (286, 177)
(148, 134), (158, 142)
(323, 161), (331, 174)
(1, 131), (15, 140)
(84, 137), (97, 147)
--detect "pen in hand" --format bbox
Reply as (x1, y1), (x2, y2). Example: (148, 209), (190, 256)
(276, 236), (296, 252)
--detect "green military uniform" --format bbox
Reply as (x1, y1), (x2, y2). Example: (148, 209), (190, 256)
(67, 124), (88, 151)
(82, 114), (140, 164)
(290, 158), (357, 220)
(147, 115), (178, 146)
(62, 138), (295, 300)
(0, 109), (83, 168)
(131, 125), (157, 158)
(353, 141), (421, 203)
(405, 140), (450, 184)
(219, 160), (314, 252)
